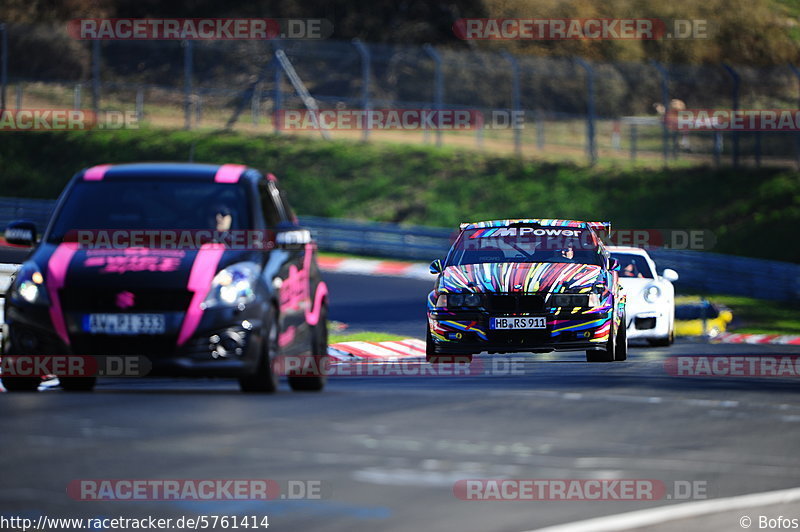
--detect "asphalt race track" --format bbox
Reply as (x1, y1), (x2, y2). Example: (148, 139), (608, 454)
(2, 271), (800, 531)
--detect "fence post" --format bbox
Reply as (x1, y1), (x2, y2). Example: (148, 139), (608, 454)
(135, 87), (143, 122)
(574, 58), (596, 165)
(788, 63), (800, 169)
(650, 60), (670, 164)
(1, 23), (7, 111)
(536, 109), (544, 149)
(273, 53), (283, 135)
(92, 39), (100, 113)
(195, 92), (202, 125)
(74, 84), (82, 110)
(423, 44), (444, 148)
(183, 40), (193, 130)
(630, 123), (637, 161)
(501, 51), (522, 156)
(722, 64), (740, 168)
(251, 83), (261, 125)
(353, 39), (371, 142)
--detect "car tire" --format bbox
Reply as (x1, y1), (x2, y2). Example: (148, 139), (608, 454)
(615, 314), (628, 361)
(288, 306), (328, 392)
(239, 309), (279, 394)
(60, 377), (96, 392)
(1, 376), (41, 392)
(425, 327), (472, 364)
(647, 330), (673, 347)
(587, 315), (616, 362)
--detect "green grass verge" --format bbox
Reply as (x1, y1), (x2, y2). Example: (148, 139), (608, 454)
(328, 331), (410, 344)
(1, 128), (799, 263)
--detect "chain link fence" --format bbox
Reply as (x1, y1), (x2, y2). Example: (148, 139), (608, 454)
(3, 22), (800, 167)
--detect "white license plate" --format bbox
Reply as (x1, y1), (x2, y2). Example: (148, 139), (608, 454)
(490, 317), (547, 330)
(84, 313), (166, 335)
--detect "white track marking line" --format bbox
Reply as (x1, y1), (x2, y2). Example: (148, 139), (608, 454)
(524, 486), (800, 532)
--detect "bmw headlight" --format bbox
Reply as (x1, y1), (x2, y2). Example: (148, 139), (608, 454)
(203, 262), (260, 308)
(549, 293), (600, 308)
(644, 284), (662, 303)
(435, 293), (482, 307)
(9, 262), (49, 305)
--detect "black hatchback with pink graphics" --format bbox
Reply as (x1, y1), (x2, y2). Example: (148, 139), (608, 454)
(2, 163), (328, 393)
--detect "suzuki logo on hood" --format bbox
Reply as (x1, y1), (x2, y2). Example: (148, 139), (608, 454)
(115, 291), (135, 309)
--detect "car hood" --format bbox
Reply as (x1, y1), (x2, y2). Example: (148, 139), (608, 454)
(439, 262), (604, 293)
(617, 276), (657, 292)
(31, 243), (257, 292)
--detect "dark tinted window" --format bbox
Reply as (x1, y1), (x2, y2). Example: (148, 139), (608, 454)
(47, 180), (251, 242)
(448, 226), (602, 266)
(612, 253), (655, 279)
(675, 304), (719, 320)
(258, 182), (283, 227)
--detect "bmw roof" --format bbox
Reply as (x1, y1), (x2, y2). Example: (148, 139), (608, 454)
(460, 219), (612, 234)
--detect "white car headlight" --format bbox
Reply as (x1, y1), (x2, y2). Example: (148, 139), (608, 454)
(644, 284), (662, 303)
(203, 262), (260, 308)
(9, 262), (49, 305)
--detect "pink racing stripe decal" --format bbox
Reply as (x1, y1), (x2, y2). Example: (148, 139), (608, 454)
(214, 164), (247, 183)
(46, 243), (79, 345)
(305, 281), (328, 326)
(83, 164), (112, 181)
(177, 243), (225, 346)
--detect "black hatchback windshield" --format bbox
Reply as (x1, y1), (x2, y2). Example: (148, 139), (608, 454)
(447, 225), (603, 266)
(47, 180), (251, 243)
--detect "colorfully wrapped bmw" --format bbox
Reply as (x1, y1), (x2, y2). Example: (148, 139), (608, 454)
(426, 219), (627, 363)
(1, 163), (329, 392)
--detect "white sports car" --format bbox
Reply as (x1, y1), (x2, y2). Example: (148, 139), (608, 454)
(608, 246), (679, 346)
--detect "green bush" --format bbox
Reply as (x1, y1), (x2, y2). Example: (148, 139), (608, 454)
(1, 129), (797, 262)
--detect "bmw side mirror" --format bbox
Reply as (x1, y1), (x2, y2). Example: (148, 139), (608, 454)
(609, 258), (620, 271)
(661, 268), (679, 282)
(429, 259), (443, 274)
(4, 221), (37, 247)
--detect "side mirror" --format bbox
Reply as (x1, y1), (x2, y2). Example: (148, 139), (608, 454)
(429, 259), (443, 274)
(608, 258), (620, 271)
(661, 268), (679, 282)
(4, 221), (37, 247)
(276, 229), (311, 248)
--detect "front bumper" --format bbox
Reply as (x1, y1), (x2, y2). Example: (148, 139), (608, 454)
(625, 308), (671, 340)
(428, 310), (612, 355)
(3, 301), (267, 377)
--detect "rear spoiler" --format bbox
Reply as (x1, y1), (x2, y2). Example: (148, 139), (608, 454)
(587, 221), (612, 237)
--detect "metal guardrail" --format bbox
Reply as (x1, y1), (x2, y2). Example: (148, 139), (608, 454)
(0, 196), (798, 301)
